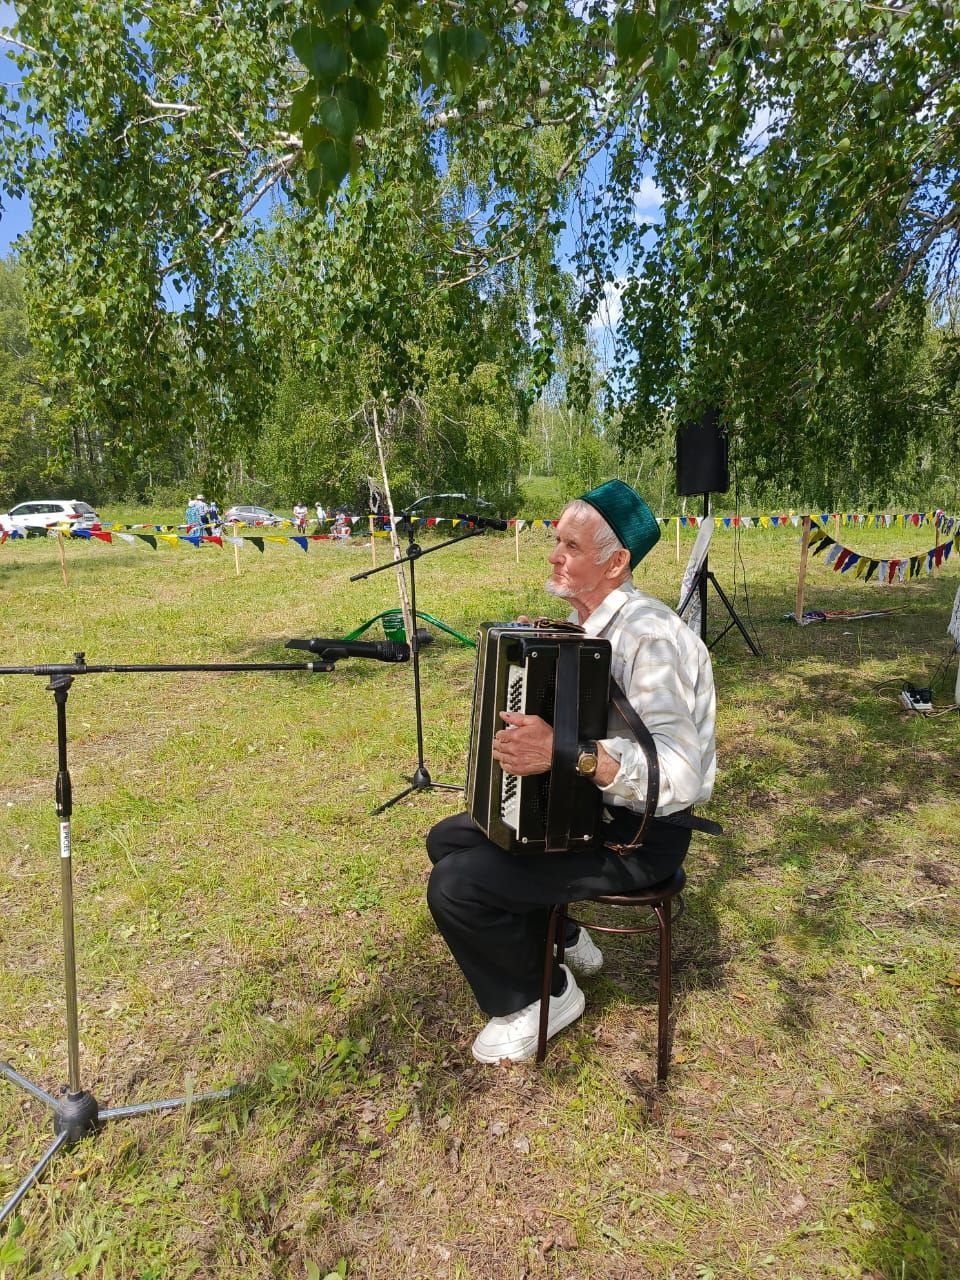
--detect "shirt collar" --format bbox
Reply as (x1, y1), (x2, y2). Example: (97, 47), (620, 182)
(580, 582), (638, 636)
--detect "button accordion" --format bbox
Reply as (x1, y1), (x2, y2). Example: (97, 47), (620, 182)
(465, 624), (612, 853)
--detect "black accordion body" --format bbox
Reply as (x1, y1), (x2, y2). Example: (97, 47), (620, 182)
(465, 624), (611, 853)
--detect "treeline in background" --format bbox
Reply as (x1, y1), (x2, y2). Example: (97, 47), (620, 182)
(4, 253), (959, 517)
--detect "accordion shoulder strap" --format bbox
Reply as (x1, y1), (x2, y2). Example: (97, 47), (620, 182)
(546, 640), (581, 847)
(604, 679), (660, 854)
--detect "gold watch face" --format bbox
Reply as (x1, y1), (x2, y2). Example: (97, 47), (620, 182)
(577, 749), (598, 776)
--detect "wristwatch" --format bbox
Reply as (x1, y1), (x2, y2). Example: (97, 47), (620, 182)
(575, 741), (599, 778)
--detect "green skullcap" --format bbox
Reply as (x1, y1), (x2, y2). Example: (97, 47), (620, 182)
(578, 479), (661, 569)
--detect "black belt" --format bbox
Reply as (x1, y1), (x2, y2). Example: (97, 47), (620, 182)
(657, 807), (724, 836)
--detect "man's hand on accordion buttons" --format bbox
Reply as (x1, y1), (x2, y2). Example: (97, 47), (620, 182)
(493, 711), (553, 776)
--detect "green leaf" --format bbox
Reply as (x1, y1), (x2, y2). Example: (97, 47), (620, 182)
(314, 137), (351, 186)
(289, 83), (317, 131)
(305, 165), (326, 198)
(446, 26), (488, 65)
(350, 23), (388, 66)
(291, 25), (349, 84)
(614, 13), (650, 63)
(341, 75), (383, 129)
(301, 122), (324, 152)
(353, 0), (381, 15)
(674, 22), (697, 65)
(653, 43), (679, 82)
(421, 31), (445, 86)
(318, 92), (359, 143)
(318, 0), (350, 18)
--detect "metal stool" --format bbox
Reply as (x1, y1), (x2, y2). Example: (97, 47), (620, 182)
(536, 867), (686, 1081)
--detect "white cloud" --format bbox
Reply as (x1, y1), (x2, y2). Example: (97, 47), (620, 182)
(589, 276), (626, 332)
(632, 176), (664, 224)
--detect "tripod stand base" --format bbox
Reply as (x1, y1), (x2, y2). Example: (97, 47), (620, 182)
(0, 1059), (236, 1226)
(371, 766), (464, 815)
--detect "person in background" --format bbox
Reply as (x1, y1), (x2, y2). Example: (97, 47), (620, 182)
(293, 500), (308, 533)
(185, 493), (207, 530)
(206, 499), (221, 532)
(315, 500), (327, 531)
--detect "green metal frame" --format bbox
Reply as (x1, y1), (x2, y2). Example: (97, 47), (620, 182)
(342, 610), (475, 648)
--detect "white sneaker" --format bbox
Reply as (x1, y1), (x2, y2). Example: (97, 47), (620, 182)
(471, 966), (585, 1063)
(562, 927), (604, 976)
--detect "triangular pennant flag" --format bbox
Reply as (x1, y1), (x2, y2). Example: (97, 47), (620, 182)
(157, 534), (179, 547)
(91, 530), (112, 543)
(249, 537), (265, 553)
(115, 532), (136, 545)
(723, 517), (731, 528)
(265, 535), (287, 545)
(180, 533), (201, 547)
(223, 535), (244, 547)
(863, 559), (878, 582)
(291, 536), (308, 552)
(136, 534), (158, 550)
(70, 527), (93, 539)
(202, 535), (223, 548)
(760, 515), (770, 529)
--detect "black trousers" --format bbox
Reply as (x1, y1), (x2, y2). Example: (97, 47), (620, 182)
(426, 810), (690, 1017)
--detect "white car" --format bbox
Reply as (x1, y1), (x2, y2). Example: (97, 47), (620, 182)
(0, 500), (100, 533)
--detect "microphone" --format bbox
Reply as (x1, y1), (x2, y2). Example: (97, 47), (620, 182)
(285, 637), (410, 662)
(455, 513), (509, 531)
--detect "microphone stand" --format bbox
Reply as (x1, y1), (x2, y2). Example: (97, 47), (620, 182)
(351, 523), (486, 813)
(0, 651), (334, 1226)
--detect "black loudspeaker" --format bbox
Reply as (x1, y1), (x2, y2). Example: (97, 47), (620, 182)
(676, 405), (730, 496)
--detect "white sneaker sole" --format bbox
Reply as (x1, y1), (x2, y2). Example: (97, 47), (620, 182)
(471, 980), (586, 1064)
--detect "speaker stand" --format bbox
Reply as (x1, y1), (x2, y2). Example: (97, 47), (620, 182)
(678, 494), (762, 657)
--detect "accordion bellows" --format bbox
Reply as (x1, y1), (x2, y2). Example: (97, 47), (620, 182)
(465, 624), (612, 853)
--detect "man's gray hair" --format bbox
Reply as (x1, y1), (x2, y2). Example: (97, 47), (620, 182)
(561, 498), (630, 571)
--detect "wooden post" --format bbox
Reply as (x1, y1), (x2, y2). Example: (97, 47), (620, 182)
(795, 514), (812, 624)
(234, 538), (241, 577)
(371, 401), (414, 646)
(675, 515), (681, 562)
(515, 519), (520, 563)
(57, 531), (69, 586)
(369, 514), (377, 567)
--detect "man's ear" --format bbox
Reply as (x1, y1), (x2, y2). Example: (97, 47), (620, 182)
(604, 547), (630, 580)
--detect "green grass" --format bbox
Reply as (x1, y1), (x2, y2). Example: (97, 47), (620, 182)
(1, 515), (958, 1280)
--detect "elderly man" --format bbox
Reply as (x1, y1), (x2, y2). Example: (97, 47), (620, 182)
(426, 479), (716, 1063)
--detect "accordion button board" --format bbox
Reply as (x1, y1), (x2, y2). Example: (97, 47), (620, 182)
(465, 624), (612, 853)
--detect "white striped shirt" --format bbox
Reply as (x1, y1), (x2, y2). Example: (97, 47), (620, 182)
(573, 584), (717, 816)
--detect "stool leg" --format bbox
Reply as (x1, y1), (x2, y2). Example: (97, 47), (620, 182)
(537, 905), (561, 1063)
(655, 901), (672, 1084)
(556, 905), (568, 966)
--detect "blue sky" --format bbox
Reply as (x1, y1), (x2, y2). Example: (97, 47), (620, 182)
(0, 2), (30, 257)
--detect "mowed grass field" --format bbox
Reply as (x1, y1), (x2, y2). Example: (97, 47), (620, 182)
(1, 514), (958, 1280)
